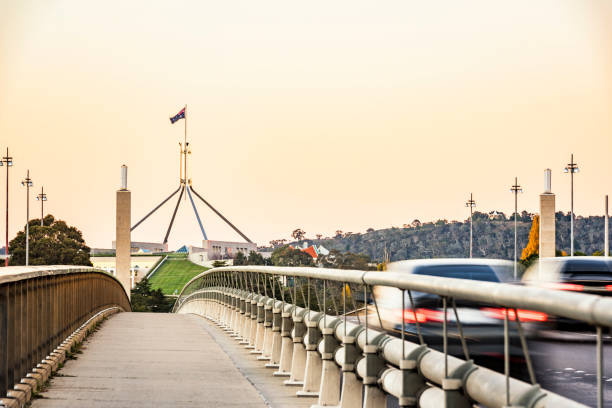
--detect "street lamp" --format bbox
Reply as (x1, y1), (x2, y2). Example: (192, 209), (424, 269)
(510, 177), (523, 279)
(466, 193), (476, 258)
(36, 187), (47, 226)
(21, 170), (33, 266)
(564, 154), (579, 256)
(1, 148), (13, 266)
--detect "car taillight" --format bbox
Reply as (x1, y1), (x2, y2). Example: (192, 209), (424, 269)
(404, 308), (444, 323)
(542, 282), (584, 291)
(481, 307), (548, 322)
(605, 285), (612, 291)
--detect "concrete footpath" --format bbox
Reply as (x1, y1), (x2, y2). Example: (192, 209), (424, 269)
(31, 313), (269, 408)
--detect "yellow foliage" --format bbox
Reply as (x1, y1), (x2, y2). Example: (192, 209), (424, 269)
(521, 215), (539, 260)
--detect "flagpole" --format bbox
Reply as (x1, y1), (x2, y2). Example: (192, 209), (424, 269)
(184, 104), (187, 199)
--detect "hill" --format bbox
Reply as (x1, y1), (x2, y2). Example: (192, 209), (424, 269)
(148, 255), (208, 295)
(305, 211), (609, 262)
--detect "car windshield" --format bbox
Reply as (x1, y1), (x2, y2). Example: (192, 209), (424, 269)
(413, 264), (500, 282)
(560, 260), (612, 280)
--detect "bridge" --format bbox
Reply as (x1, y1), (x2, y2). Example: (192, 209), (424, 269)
(0, 265), (609, 408)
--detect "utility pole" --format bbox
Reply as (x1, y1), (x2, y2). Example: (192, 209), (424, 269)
(21, 170), (33, 265)
(1, 148), (13, 266)
(466, 193), (476, 258)
(606, 195), (609, 257)
(37, 187), (47, 226)
(510, 178), (523, 279)
(564, 154), (579, 256)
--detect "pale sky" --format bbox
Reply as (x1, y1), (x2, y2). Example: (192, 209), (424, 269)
(1, 0), (611, 250)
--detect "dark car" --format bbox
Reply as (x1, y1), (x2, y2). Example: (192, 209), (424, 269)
(373, 259), (536, 357)
(522, 257), (612, 337)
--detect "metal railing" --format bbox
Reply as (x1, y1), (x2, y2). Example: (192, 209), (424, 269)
(0, 266), (131, 398)
(173, 265), (611, 408)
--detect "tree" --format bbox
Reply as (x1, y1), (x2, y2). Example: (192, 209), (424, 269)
(319, 249), (372, 270)
(212, 260), (227, 268)
(131, 278), (173, 312)
(334, 230), (343, 238)
(234, 251), (246, 265)
(8, 215), (92, 266)
(366, 228), (375, 233)
(316, 234), (323, 240)
(292, 228), (306, 241)
(247, 251), (266, 265)
(411, 220), (421, 228)
(520, 215), (539, 267)
(270, 245), (313, 267)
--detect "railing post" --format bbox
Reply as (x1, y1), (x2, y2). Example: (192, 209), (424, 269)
(252, 296), (266, 355)
(285, 308), (307, 386)
(266, 300), (283, 368)
(274, 303), (294, 377)
(316, 317), (342, 406)
(239, 293), (251, 345)
(247, 295), (258, 349)
(339, 331), (364, 408)
(297, 311), (322, 397)
(258, 297), (274, 361)
(362, 335), (387, 408)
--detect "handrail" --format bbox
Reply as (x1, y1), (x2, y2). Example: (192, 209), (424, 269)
(175, 265), (612, 325)
(173, 265), (601, 408)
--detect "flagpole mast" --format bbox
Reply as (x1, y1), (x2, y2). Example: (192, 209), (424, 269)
(184, 104), (187, 199)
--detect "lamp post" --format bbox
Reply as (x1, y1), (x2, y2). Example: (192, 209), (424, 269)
(510, 178), (523, 279)
(466, 193), (476, 258)
(1, 148), (13, 266)
(564, 154), (579, 256)
(36, 187), (47, 226)
(605, 195), (609, 257)
(21, 170), (33, 266)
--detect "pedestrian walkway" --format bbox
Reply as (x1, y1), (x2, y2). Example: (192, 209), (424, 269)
(31, 313), (270, 408)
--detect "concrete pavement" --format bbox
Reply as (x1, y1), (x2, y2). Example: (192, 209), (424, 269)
(31, 313), (270, 408)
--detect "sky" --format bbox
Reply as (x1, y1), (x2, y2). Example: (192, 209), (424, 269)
(0, 0), (611, 250)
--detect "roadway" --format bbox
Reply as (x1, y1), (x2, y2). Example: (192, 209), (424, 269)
(530, 339), (612, 408)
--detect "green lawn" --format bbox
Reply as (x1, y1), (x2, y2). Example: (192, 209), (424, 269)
(148, 258), (208, 295)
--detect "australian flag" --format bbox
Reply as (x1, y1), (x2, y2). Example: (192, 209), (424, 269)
(170, 107), (186, 124)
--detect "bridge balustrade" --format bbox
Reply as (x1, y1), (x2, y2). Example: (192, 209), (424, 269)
(0, 266), (131, 400)
(173, 266), (612, 408)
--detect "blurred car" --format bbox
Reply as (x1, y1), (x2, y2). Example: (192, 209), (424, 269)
(373, 259), (536, 357)
(522, 257), (612, 337)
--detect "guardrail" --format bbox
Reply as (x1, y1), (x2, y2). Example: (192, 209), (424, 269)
(173, 265), (610, 408)
(0, 266), (131, 403)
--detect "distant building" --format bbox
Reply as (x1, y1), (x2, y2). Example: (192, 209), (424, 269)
(201, 239), (257, 260)
(289, 243), (330, 260)
(91, 248), (116, 256)
(0, 246), (8, 261)
(91, 255), (162, 289)
(175, 245), (189, 254)
(187, 240), (258, 266)
(111, 241), (168, 254)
